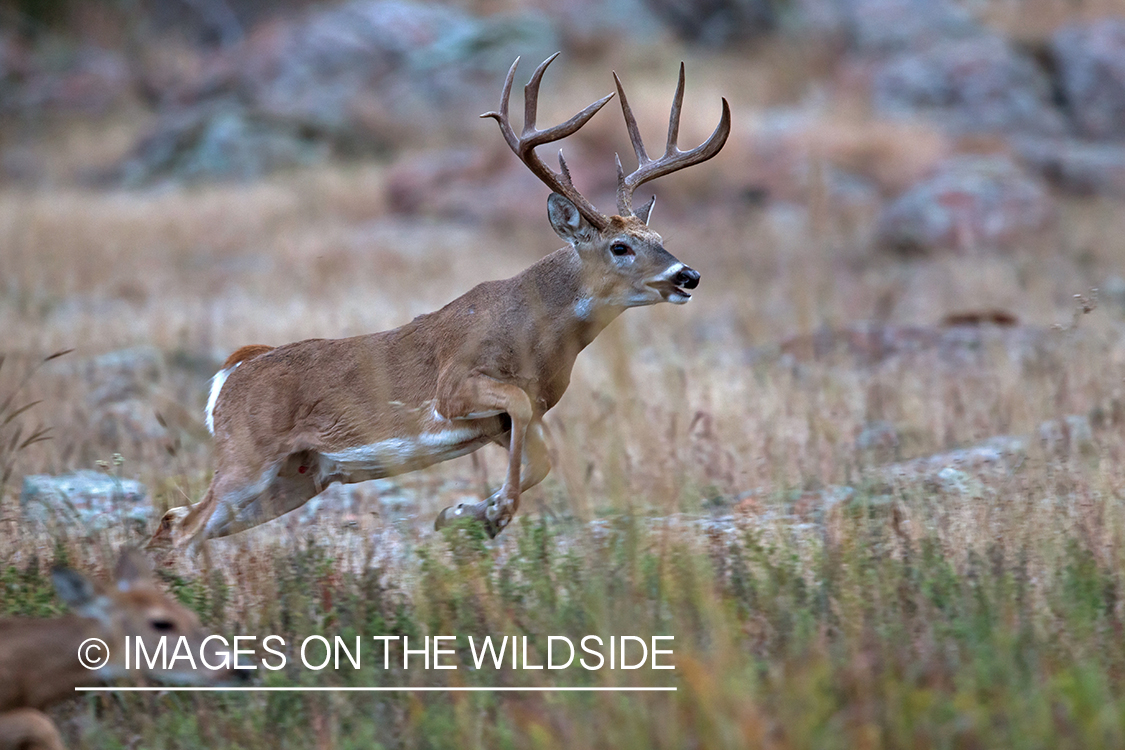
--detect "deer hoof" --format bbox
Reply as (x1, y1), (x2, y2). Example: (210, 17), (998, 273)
(434, 501), (505, 538)
(435, 501), (485, 529)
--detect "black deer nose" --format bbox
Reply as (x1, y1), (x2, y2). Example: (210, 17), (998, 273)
(674, 267), (700, 289)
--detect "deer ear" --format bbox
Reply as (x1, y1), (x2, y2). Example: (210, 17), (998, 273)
(547, 193), (595, 245)
(53, 567), (113, 623)
(53, 568), (98, 608)
(114, 548), (153, 591)
(635, 195), (656, 225)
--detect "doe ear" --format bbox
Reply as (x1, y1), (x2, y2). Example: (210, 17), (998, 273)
(547, 193), (595, 245)
(114, 548), (153, 591)
(52, 567), (99, 610)
(635, 195), (656, 225)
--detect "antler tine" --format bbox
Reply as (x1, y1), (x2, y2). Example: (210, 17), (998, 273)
(522, 52), (560, 135)
(613, 72), (650, 168)
(615, 63), (732, 215)
(525, 92), (615, 149)
(481, 57), (520, 152)
(483, 55), (615, 230)
(665, 62), (685, 156)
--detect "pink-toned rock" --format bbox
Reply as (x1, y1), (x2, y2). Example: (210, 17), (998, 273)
(385, 143), (620, 226)
(875, 156), (1053, 254)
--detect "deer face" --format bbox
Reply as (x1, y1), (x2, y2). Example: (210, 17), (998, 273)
(548, 194), (700, 309)
(53, 549), (243, 685)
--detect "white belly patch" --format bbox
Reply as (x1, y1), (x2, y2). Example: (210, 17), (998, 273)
(319, 426), (489, 481)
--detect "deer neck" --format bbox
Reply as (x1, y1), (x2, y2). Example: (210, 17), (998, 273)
(0, 616), (109, 710)
(520, 247), (625, 351)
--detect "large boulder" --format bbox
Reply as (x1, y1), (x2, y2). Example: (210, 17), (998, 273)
(1011, 136), (1125, 197)
(1052, 18), (1125, 140)
(47, 346), (168, 450)
(875, 155), (1054, 254)
(112, 1), (558, 185)
(20, 470), (151, 531)
(642, 0), (777, 47)
(49, 346), (163, 406)
(843, 0), (981, 54)
(0, 37), (129, 116)
(872, 35), (1066, 136)
(789, 0), (980, 51)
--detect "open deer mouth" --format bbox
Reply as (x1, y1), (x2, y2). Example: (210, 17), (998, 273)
(650, 280), (693, 303)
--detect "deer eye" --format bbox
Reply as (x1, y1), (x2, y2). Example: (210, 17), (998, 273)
(610, 243), (633, 257)
(151, 619), (176, 632)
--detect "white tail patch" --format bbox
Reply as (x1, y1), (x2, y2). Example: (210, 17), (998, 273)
(204, 363), (241, 435)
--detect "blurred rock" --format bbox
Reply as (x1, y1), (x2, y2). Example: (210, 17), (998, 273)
(1038, 414), (1095, 456)
(0, 41), (130, 115)
(789, 484), (856, 520)
(642, 0), (777, 47)
(241, 2), (556, 137)
(742, 109), (951, 201)
(113, 1), (558, 184)
(839, 0), (981, 53)
(91, 399), (167, 446)
(527, 0), (661, 50)
(295, 478), (419, 526)
(1103, 276), (1125, 313)
(874, 435), (1027, 489)
(50, 346), (163, 406)
(21, 470), (151, 531)
(48, 347), (169, 449)
(856, 420), (899, 460)
(875, 156), (1053, 254)
(872, 36), (1065, 136)
(769, 320), (1058, 370)
(1052, 19), (1125, 140)
(386, 143), (617, 225)
(114, 100), (326, 186)
(1011, 137), (1125, 196)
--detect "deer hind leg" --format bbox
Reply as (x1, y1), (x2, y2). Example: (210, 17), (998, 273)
(435, 410), (550, 537)
(202, 450), (324, 540)
(0, 708), (65, 750)
(148, 451), (323, 557)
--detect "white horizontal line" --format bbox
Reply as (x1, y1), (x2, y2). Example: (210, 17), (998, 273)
(76, 686), (676, 693)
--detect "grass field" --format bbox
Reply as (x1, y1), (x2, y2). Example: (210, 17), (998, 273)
(5, 38), (1125, 749)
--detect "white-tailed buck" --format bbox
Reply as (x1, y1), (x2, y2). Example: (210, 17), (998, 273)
(148, 54), (729, 554)
(0, 549), (240, 750)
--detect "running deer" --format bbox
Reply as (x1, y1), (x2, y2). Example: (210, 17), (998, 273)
(0, 549), (240, 750)
(148, 54), (729, 554)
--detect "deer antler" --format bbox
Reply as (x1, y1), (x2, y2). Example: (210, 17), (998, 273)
(613, 63), (731, 217)
(483, 54), (615, 231)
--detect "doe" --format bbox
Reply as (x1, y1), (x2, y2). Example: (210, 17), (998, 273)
(0, 549), (239, 750)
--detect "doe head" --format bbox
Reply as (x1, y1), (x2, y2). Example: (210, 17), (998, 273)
(53, 548), (245, 685)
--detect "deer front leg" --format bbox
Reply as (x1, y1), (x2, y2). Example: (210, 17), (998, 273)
(433, 376), (543, 537)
